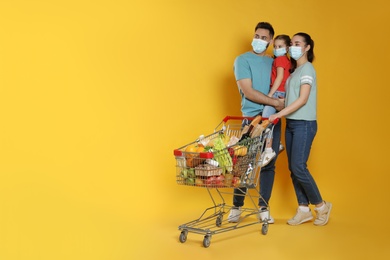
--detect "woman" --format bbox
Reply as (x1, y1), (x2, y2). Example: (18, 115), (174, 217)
(269, 32), (332, 226)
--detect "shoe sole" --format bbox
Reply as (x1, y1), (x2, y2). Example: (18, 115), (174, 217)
(229, 212), (275, 224)
(227, 217), (240, 223)
(227, 214), (241, 223)
(287, 216), (313, 226)
(260, 155), (275, 167)
(229, 217), (274, 224)
(314, 202), (332, 226)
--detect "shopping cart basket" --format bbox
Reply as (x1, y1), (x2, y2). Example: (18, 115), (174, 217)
(173, 116), (278, 247)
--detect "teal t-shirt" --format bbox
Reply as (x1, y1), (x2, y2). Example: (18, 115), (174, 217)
(233, 52), (273, 117)
(285, 62), (317, 120)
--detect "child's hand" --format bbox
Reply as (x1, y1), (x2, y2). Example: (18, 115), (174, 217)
(273, 98), (285, 111)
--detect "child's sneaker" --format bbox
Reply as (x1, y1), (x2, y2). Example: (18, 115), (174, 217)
(314, 201), (332, 226)
(227, 207), (241, 223)
(287, 208), (313, 225)
(260, 148), (276, 167)
(279, 143), (285, 153)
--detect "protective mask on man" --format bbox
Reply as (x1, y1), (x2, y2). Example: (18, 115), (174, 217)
(289, 46), (304, 60)
(251, 39), (268, 54)
(273, 47), (287, 57)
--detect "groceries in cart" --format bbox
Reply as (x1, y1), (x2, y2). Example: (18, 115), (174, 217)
(175, 116), (278, 247)
(174, 115), (274, 188)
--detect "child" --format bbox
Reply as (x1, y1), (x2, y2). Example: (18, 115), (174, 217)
(261, 35), (291, 166)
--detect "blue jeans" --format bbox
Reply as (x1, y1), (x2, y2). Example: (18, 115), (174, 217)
(232, 119), (281, 207)
(262, 91), (286, 118)
(285, 119), (323, 205)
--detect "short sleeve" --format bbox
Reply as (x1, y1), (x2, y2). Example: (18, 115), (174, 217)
(234, 55), (251, 81)
(300, 64), (316, 86)
(273, 56), (290, 71)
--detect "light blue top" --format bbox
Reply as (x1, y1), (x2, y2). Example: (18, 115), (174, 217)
(233, 52), (273, 117)
(285, 62), (317, 120)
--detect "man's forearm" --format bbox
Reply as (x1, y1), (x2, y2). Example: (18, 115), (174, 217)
(238, 79), (284, 109)
(246, 90), (277, 106)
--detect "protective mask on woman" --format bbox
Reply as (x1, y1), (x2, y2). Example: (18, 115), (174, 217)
(289, 46), (304, 60)
(251, 39), (268, 54)
(273, 47), (287, 57)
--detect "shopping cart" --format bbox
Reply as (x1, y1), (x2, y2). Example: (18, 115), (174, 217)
(173, 116), (278, 248)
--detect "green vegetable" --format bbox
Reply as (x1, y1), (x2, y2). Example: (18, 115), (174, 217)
(181, 168), (195, 179)
(188, 168), (195, 178)
(213, 134), (233, 174)
(181, 169), (188, 178)
(186, 178), (195, 185)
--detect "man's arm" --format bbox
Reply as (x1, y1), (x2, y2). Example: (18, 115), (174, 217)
(238, 78), (285, 111)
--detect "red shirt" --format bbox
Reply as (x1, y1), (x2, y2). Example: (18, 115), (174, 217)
(270, 55), (291, 92)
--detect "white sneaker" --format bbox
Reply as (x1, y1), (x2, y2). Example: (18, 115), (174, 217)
(314, 201), (332, 226)
(259, 208), (274, 224)
(287, 208), (313, 225)
(260, 149), (276, 167)
(227, 207), (241, 223)
(279, 143), (285, 153)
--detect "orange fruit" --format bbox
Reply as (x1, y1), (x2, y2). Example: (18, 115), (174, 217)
(196, 146), (205, 153)
(185, 144), (198, 161)
(185, 144), (197, 153)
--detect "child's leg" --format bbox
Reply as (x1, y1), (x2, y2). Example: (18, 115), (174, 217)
(262, 105), (276, 119)
(265, 130), (273, 149)
(261, 129), (276, 166)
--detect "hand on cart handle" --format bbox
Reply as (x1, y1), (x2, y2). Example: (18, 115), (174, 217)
(271, 117), (279, 125)
(268, 115), (280, 125)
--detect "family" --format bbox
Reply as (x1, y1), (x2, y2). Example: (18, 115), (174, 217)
(227, 22), (332, 226)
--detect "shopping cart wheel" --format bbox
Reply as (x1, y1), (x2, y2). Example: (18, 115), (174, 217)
(261, 223), (268, 235)
(179, 230), (188, 243)
(216, 215), (223, 227)
(203, 235), (211, 248)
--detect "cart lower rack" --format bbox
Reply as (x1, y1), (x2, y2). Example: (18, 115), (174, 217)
(173, 116), (278, 247)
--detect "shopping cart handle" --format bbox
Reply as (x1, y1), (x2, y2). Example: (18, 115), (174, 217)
(222, 116), (255, 123)
(272, 118), (280, 125)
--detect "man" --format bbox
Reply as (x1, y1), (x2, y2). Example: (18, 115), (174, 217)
(228, 22), (284, 223)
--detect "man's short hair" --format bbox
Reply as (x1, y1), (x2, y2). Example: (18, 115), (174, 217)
(255, 22), (274, 38)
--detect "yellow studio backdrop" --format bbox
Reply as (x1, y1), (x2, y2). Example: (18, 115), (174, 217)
(0, 0), (389, 259)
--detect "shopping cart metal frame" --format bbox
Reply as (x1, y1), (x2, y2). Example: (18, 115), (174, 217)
(174, 116), (277, 248)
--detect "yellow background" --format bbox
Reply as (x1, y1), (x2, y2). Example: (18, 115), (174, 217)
(0, 0), (389, 259)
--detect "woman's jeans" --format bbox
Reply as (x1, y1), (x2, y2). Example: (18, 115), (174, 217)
(232, 119), (281, 208)
(285, 119), (323, 205)
(262, 91), (286, 118)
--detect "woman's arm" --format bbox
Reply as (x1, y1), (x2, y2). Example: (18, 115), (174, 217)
(269, 83), (311, 120)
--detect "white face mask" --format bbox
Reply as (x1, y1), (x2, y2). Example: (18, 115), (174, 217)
(273, 47), (287, 57)
(289, 46), (304, 60)
(251, 39), (268, 54)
